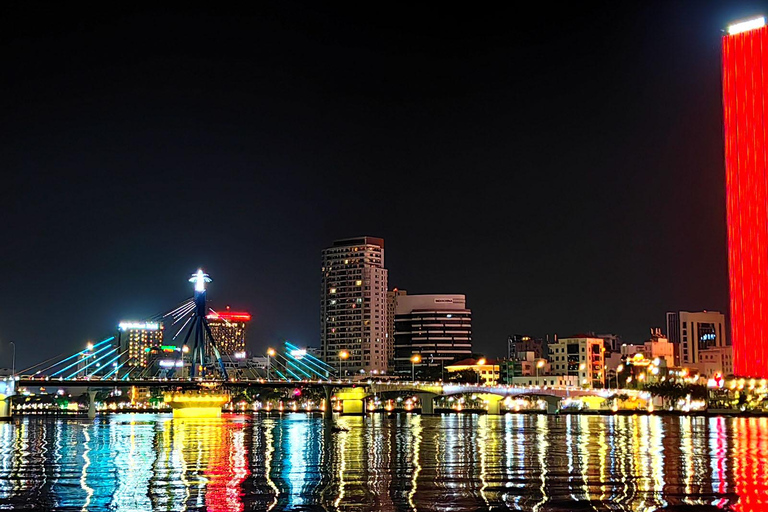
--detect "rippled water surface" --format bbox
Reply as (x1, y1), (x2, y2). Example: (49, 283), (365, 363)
(0, 413), (766, 511)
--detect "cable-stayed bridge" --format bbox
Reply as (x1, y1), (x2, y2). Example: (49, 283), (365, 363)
(2, 269), (642, 419)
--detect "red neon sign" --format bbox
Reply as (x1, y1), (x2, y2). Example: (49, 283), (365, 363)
(206, 312), (252, 322)
(723, 22), (768, 378)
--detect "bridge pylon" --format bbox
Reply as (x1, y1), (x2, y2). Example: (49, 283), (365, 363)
(181, 269), (228, 380)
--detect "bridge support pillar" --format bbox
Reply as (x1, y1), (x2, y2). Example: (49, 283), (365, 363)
(88, 391), (97, 419)
(415, 393), (435, 415)
(542, 396), (560, 415)
(335, 387), (367, 415)
(323, 386), (333, 423)
(0, 397), (11, 421)
(342, 399), (364, 415)
(483, 395), (504, 415)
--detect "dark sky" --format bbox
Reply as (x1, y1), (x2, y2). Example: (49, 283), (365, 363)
(2, 2), (766, 368)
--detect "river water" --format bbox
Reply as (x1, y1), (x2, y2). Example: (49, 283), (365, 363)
(0, 413), (765, 511)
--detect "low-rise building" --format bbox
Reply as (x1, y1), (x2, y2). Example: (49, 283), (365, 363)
(507, 335), (546, 360)
(596, 333), (623, 353)
(619, 329), (676, 369)
(691, 346), (734, 378)
(548, 336), (605, 388)
(499, 352), (548, 384)
(666, 310), (727, 366)
(445, 357), (500, 385)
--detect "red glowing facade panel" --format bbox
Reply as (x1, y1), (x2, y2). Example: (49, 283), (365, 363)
(723, 23), (768, 378)
(207, 312), (252, 322)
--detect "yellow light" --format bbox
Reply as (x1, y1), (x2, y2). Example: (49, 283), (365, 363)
(267, 348), (276, 356)
(339, 350), (349, 360)
(536, 360), (545, 368)
(477, 358), (486, 366)
(411, 354), (421, 364)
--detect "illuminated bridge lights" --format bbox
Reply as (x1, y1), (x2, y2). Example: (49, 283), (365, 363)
(722, 16), (768, 378)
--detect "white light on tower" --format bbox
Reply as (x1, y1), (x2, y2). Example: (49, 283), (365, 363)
(189, 269), (211, 292)
(728, 16), (766, 35)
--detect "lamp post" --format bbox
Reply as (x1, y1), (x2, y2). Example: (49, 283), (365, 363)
(9, 341), (15, 377)
(267, 347), (276, 380)
(339, 350), (349, 380)
(616, 364), (624, 389)
(182, 345), (190, 379)
(411, 354), (421, 382)
(477, 358), (486, 384)
(536, 359), (545, 384)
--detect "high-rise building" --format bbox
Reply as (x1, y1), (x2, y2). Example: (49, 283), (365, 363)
(386, 289), (407, 367)
(118, 321), (164, 368)
(321, 236), (389, 375)
(723, 16), (768, 377)
(548, 336), (605, 388)
(393, 294), (472, 377)
(206, 308), (252, 358)
(666, 311), (726, 367)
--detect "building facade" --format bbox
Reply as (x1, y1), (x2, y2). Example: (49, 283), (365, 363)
(386, 289), (407, 368)
(548, 336), (605, 388)
(118, 321), (164, 368)
(666, 311), (726, 367)
(206, 309), (251, 357)
(393, 294), (472, 377)
(723, 17), (768, 378)
(595, 333), (623, 353)
(694, 346), (734, 379)
(643, 328), (676, 368)
(321, 236), (389, 375)
(445, 358), (499, 385)
(507, 334), (545, 360)
(499, 351), (546, 384)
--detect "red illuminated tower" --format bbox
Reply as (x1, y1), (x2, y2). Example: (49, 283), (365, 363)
(722, 16), (768, 378)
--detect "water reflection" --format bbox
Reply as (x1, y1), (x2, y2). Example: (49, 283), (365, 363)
(1, 414), (768, 510)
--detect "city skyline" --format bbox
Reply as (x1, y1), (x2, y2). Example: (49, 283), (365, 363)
(3, 2), (764, 368)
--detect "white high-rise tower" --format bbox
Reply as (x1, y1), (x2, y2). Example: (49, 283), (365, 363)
(321, 236), (389, 375)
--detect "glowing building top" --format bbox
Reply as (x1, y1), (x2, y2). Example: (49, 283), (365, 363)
(189, 269), (211, 292)
(727, 16), (765, 35)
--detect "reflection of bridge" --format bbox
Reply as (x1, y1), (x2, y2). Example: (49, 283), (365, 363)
(10, 376), (642, 418)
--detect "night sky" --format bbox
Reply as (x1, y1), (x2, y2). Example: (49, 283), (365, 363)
(2, 2), (766, 368)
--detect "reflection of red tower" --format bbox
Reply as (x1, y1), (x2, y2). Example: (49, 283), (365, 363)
(205, 421), (249, 512)
(730, 418), (768, 511)
(723, 17), (768, 378)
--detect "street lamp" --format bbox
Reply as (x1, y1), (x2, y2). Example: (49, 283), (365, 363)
(9, 341), (15, 377)
(181, 345), (190, 379)
(616, 364), (624, 389)
(339, 350), (349, 379)
(411, 354), (421, 381)
(536, 359), (546, 384)
(476, 358), (486, 384)
(267, 348), (276, 380)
